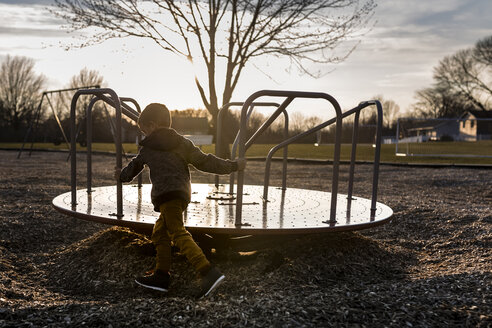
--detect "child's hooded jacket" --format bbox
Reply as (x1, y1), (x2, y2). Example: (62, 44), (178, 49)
(119, 127), (238, 211)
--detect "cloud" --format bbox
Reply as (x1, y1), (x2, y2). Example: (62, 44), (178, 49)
(0, 0), (54, 4)
(0, 4), (63, 24)
(374, 0), (491, 48)
(0, 26), (69, 37)
(0, 3), (68, 39)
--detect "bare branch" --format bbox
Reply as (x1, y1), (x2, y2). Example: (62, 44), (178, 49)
(53, 0), (375, 120)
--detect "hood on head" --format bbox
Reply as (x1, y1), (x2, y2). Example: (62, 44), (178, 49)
(140, 127), (183, 151)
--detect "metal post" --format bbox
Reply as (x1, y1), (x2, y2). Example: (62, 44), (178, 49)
(330, 106), (342, 223)
(231, 99), (292, 196)
(111, 92), (124, 218)
(70, 88), (124, 218)
(370, 101), (383, 219)
(86, 98), (98, 193)
(215, 104), (226, 189)
(229, 104), (256, 194)
(70, 94), (80, 208)
(216, 102), (281, 193)
(281, 111), (289, 191)
(395, 118), (400, 154)
(347, 110), (360, 216)
(120, 97), (142, 188)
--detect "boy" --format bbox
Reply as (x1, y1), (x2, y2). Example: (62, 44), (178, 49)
(116, 103), (245, 298)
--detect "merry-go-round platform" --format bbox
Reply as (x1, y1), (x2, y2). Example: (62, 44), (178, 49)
(51, 88), (394, 249)
(52, 183), (393, 235)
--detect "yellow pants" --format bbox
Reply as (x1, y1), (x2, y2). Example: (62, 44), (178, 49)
(152, 199), (210, 274)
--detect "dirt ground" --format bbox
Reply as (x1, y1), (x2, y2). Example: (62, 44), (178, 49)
(0, 149), (491, 327)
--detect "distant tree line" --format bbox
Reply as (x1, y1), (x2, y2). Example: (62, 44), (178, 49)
(0, 56), (138, 143)
(410, 35), (491, 118)
(181, 95), (400, 145)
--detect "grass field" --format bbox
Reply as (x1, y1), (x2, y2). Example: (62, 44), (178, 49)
(2, 141), (492, 165)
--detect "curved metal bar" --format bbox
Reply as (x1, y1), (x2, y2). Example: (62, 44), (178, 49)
(120, 97), (141, 114)
(84, 96), (143, 192)
(95, 93), (140, 122)
(260, 100), (383, 219)
(344, 100), (383, 219)
(236, 90), (343, 226)
(262, 114), (340, 201)
(120, 97), (143, 188)
(229, 101), (292, 195)
(71, 88), (123, 217)
(215, 102), (286, 191)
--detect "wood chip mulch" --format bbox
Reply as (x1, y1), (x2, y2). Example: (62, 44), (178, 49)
(0, 150), (490, 327)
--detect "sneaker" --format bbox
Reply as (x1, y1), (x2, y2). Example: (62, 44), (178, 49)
(135, 269), (170, 292)
(197, 266), (225, 298)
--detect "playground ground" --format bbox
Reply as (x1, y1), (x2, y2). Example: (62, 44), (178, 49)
(0, 150), (490, 327)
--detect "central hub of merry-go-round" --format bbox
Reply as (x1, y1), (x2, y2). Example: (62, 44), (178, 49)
(52, 88), (393, 248)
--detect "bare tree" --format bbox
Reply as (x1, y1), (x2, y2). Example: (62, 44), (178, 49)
(65, 67), (105, 119)
(411, 35), (492, 118)
(69, 67), (104, 89)
(171, 108), (210, 118)
(289, 111), (322, 134)
(434, 48), (491, 111)
(53, 0), (375, 129)
(411, 85), (471, 119)
(0, 55), (46, 129)
(370, 95), (400, 128)
(411, 87), (443, 119)
(474, 35), (492, 66)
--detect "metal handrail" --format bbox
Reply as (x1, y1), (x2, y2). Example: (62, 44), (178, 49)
(71, 88), (140, 218)
(261, 100), (383, 220)
(84, 95), (143, 195)
(215, 102), (289, 194)
(230, 105), (289, 194)
(345, 100), (382, 219)
(235, 90), (343, 226)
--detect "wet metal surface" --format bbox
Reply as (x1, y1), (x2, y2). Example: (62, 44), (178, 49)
(52, 183), (393, 235)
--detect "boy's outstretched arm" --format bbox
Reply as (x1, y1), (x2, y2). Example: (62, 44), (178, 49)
(184, 139), (245, 174)
(118, 154), (145, 182)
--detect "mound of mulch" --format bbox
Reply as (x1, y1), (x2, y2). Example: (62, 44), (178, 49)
(0, 150), (491, 327)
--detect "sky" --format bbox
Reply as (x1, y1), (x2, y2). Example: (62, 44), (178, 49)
(0, 0), (491, 120)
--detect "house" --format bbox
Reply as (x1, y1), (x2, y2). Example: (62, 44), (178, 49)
(403, 119), (459, 142)
(400, 110), (492, 142)
(459, 110), (492, 141)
